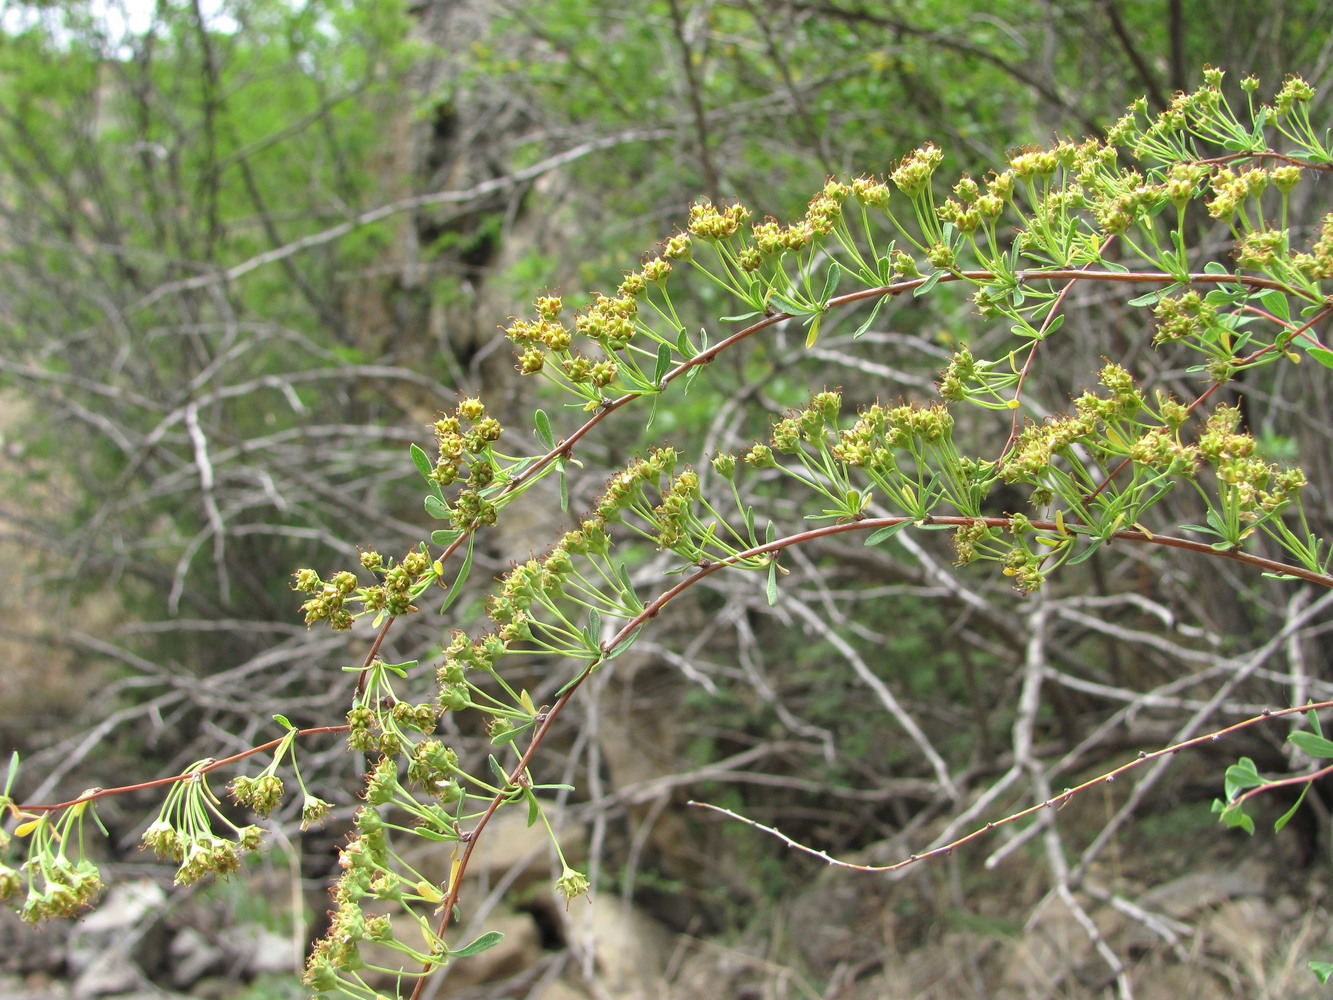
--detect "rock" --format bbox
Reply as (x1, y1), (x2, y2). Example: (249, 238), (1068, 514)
(564, 896), (672, 999)
(72, 948), (147, 996)
(167, 926), (224, 988)
(531, 979), (592, 1000)
(0, 909), (66, 976)
(0, 972), (72, 999)
(66, 879), (168, 986)
(216, 923), (301, 977)
(442, 910), (543, 990)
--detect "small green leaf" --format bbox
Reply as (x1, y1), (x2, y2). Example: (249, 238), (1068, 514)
(805, 312), (822, 348)
(557, 457), (569, 512)
(1065, 541), (1105, 566)
(534, 408), (554, 450)
(490, 718), (534, 746)
(1258, 288), (1290, 322)
(654, 343), (671, 387)
(1308, 960), (1333, 984)
(454, 931), (505, 959)
(273, 714), (292, 730)
(439, 535), (475, 615)
(410, 443), (433, 481)
(913, 270), (942, 297)
(721, 310), (762, 322)
(1289, 730), (1333, 759)
(425, 495), (451, 520)
(1274, 783), (1310, 833)
(1212, 798), (1256, 835)
(1127, 289), (1165, 307)
(1203, 261), (1231, 275)
(864, 521), (908, 546)
(853, 294), (887, 339)
(1305, 346), (1333, 369)
(1223, 756), (1264, 801)
(431, 528), (463, 547)
(766, 558), (779, 606)
(585, 608), (602, 649)
(4, 751), (20, 798)
(818, 262), (842, 306)
(526, 787), (540, 827)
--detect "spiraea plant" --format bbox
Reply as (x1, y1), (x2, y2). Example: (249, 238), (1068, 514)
(6, 67), (1333, 997)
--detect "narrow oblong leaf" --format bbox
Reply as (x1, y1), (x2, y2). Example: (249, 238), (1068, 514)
(410, 442), (433, 481)
(654, 343), (671, 387)
(1304, 346), (1333, 369)
(819, 261), (842, 306)
(534, 408), (554, 450)
(913, 270), (942, 297)
(4, 751), (19, 798)
(425, 495), (451, 520)
(1127, 290), (1164, 307)
(1289, 730), (1333, 759)
(454, 931), (505, 959)
(864, 521), (908, 546)
(1274, 783), (1310, 833)
(853, 294), (887, 339)
(439, 535), (475, 615)
(526, 786), (540, 827)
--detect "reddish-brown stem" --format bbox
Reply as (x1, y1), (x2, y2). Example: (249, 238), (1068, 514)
(18, 725), (350, 812)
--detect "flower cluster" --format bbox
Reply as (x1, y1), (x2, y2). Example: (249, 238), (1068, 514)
(652, 469), (700, 550)
(1152, 290), (1217, 344)
(1206, 165), (1270, 220)
(141, 811), (263, 886)
(228, 773), (284, 817)
(13, 854), (104, 924)
(850, 174), (891, 209)
(595, 447), (679, 522)
(830, 400), (952, 467)
(1001, 413), (1093, 483)
(292, 568), (358, 630)
(951, 518), (998, 567)
(1129, 427), (1199, 476)
(1293, 211), (1333, 280)
(1163, 161), (1208, 207)
(937, 172), (1008, 235)
(891, 143), (944, 198)
(687, 200), (750, 241)
(751, 216), (818, 256)
(1198, 405), (1307, 517)
(293, 546), (433, 631)
(306, 823), (395, 990)
(1088, 168), (1167, 235)
(430, 398), (503, 488)
(1273, 74), (1316, 116)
